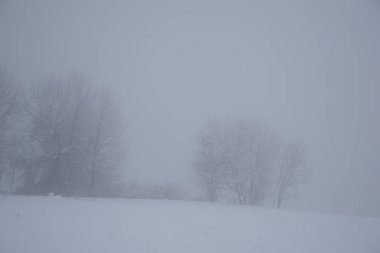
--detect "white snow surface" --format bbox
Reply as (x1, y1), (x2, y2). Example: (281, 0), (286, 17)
(0, 195), (379, 253)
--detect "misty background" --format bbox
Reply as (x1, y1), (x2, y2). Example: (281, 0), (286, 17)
(0, 0), (379, 216)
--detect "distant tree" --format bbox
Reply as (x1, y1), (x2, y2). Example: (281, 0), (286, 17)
(193, 119), (224, 202)
(26, 73), (127, 197)
(145, 182), (188, 200)
(221, 119), (279, 205)
(193, 118), (279, 205)
(274, 142), (307, 208)
(0, 68), (19, 188)
(119, 181), (188, 200)
(87, 88), (127, 197)
(28, 74), (93, 195)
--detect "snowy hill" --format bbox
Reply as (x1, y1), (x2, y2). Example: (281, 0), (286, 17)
(0, 195), (379, 253)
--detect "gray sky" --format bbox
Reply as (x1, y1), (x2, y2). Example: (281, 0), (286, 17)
(1, 0), (380, 217)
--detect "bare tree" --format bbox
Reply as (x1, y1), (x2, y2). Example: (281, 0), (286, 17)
(28, 74), (91, 195)
(274, 142), (307, 208)
(87, 88), (127, 197)
(23, 73), (127, 197)
(193, 118), (279, 205)
(5, 134), (30, 194)
(221, 119), (278, 205)
(0, 69), (18, 187)
(193, 119), (224, 202)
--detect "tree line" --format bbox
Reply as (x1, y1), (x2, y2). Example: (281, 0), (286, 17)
(0, 69), (308, 208)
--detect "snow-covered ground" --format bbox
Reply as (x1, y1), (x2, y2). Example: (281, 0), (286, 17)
(0, 195), (379, 253)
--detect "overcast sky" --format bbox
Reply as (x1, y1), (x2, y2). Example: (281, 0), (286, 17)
(1, 0), (380, 217)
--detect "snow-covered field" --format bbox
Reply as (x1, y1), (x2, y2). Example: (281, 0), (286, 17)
(0, 195), (379, 253)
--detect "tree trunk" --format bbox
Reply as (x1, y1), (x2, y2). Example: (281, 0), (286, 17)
(277, 189), (284, 208)
(10, 167), (16, 194)
(89, 164), (96, 197)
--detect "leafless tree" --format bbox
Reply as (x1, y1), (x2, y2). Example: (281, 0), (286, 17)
(221, 119), (279, 205)
(87, 88), (127, 197)
(193, 119), (224, 202)
(274, 142), (307, 208)
(193, 118), (279, 205)
(26, 73), (127, 196)
(0, 69), (18, 187)
(28, 74), (93, 195)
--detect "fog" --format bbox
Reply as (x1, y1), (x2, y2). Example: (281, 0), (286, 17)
(1, 0), (380, 216)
